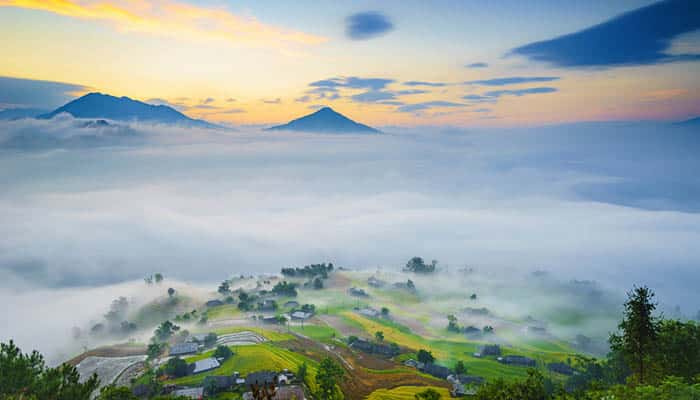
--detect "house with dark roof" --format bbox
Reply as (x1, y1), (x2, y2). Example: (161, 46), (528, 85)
(478, 344), (501, 357)
(169, 342), (199, 356)
(202, 375), (236, 391)
(419, 362), (451, 379)
(547, 362), (575, 376)
(348, 287), (369, 297)
(349, 338), (399, 357)
(291, 311), (313, 320)
(284, 300), (300, 308)
(131, 384), (152, 398)
(275, 386), (305, 400)
(245, 370), (278, 387)
(258, 299), (278, 312)
(367, 276), (386, 288)
(206, 299), (224, 307)
(497, 355), (536, 367)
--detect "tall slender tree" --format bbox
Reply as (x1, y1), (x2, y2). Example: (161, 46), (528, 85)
(609, 285), (659, 384)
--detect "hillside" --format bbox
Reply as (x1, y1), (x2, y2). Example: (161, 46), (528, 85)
(267, 107), (379, 133)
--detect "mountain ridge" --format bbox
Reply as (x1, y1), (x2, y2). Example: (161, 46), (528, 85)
(267, 106), (379, 133)
(38, 93), (218, 128)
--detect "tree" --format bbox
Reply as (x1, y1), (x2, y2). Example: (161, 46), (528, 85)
(218, 281), (230, 295)
(609, 286), (659, 384)
(348, 336), (359, 344)
(213, 345), (233, 361)
(298, 362), (308, 384)
(475, 369), (547, 400)
(203, 376), (219, 396)
(455, 360), (467, 375)
(470, 293), (477, 300)
(447, 315), (460, 332)
(375, 331), (384, 342)
(163, 357), (188, 378)
(316, 357), (344, 400)
(0, 340), (100, 400)
(147, 343), (163, 360)
(154, 320), (180, 342)
(204, 333), (218, 347)
(154, 273), (164, 283)
(415, 388), (441, 400)
(483, 325), (494, 334)
(405, 257), (436, 274)
(417, 349), (435, 364)
(97, 385), (138, 400)
(313, 277), (324, 289)
(381, 307), (390, 317)
(167, 287), (175, 298)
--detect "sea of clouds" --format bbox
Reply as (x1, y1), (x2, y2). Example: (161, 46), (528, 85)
(0, 116), (698, 361)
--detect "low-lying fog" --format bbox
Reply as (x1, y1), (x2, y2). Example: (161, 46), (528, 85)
(1, 116), (698, 362)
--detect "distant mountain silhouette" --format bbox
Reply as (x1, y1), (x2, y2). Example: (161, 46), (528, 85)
(0, 108), (48, 120)
(267, 107), (379, 133)
(39, 93), (217, 128)
(678, 116), (700, 126)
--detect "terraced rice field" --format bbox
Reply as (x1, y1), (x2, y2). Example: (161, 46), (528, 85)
(365, 385), (451, 400)
(216, 330), (267, 346)
(76, 355), (147, 389)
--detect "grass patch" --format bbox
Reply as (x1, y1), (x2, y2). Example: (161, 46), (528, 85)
(206, 326), (294, 342)
(366, 386), (451, 400)
(168, 343), (318, 389)
(290, 324), (338, 342)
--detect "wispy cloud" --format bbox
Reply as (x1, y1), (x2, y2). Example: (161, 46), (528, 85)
(465, 76), (560, 86)
(0, 0), (326, 48)
(261, 98), (282, 104)
(345, 11), (394, 40)
(509, 0), (700, 67)
(403, 81), (447, 87)
(397, 101), (465, 113)
(0, 76), (89, 109)
(466, 62), (489, 68)
(484, 87), (558, 97)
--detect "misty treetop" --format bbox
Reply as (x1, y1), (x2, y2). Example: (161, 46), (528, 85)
(281, 262), (334, 278)
(404, 257), (437, 274)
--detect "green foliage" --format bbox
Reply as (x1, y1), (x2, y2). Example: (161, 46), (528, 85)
(271, 281), (298, 297)
(316, 357), (344, 400)
(167, 287), (175, 298)
(218, 281), (230, 295)
(154, 273), (164, 283)
(348, 335), (358, 344)
(154, 320), (180, 342)
(447, 314), (460, 333)
(0, 340), (99, 400)
(416, 349), (435, 364)
(404, 257), (436, 274)
(475, 369), (547, 400)
(455, 360), (466, 375)
(414, 388), (442, 400)
(313, 277), (324, 289)
(96, 385), (138, 400)
(147, 342), (164, 360)
(281, 263), (334, 278)
(381, 307), (390, 316)
(163, 357), (189, 378)
(609, 285), (659, 384)
(298, 362), (308, 384)
(213, 345), (233, 361)
(375, 331), (384, 342)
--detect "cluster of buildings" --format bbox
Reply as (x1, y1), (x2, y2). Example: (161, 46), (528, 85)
(403, 359), (484, 397)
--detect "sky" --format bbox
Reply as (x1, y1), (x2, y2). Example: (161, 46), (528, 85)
(0, 0), (699, 126)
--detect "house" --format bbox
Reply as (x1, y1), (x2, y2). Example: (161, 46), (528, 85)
(419, 362), (451, 379)
(277, 373), (289, 385)
(291, 311), (313, 320)
(497, 355), (536, 367)
(463, 326), (482, 338)
(348, 287), (369, 297)
(169, 342), (199, 356)
(404, 359), (419, 368)
(202, 375), (236, 391)
(191, 357), (220, 374)
(367, 276), (386, 288)
(547, 362), (575, 376)
(245, 371), (278, 387)
(478, 344), (501, 357)
(261, 315), (280, 324)
(206, 299), (224, 307)
(284, 300), (300, 308)
(172, 387), (204, 400)
(455, 375), (484, 385)
(451, 383), (477, 397)
(357, 307), (379, 318)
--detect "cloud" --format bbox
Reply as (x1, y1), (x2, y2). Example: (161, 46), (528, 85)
(466, 62), (489, 68)
(484, 87), (558, 97)
(403, 81), (447, 87)
(397, 101), (465, 113)
(0, 76), (89, 109)
(509, 0), (700, 67)
(202, 97), (215, 104)
(395, 89), (429, 95)
(473, 108), (492, 113)
(295, 95), (311, 103)
(465, 76), (560, 86)
(305, 76), (395, 101)
(351, 90), (396, 103)
(262, 98), (282, 104)
(0, 0), (326, 49)
(226, 98), (236, 103)
(343, 77), (395, 90)
(216, 108), (246, 114)
(462, 94), (497, 103)
(345, 11), (394, 40)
